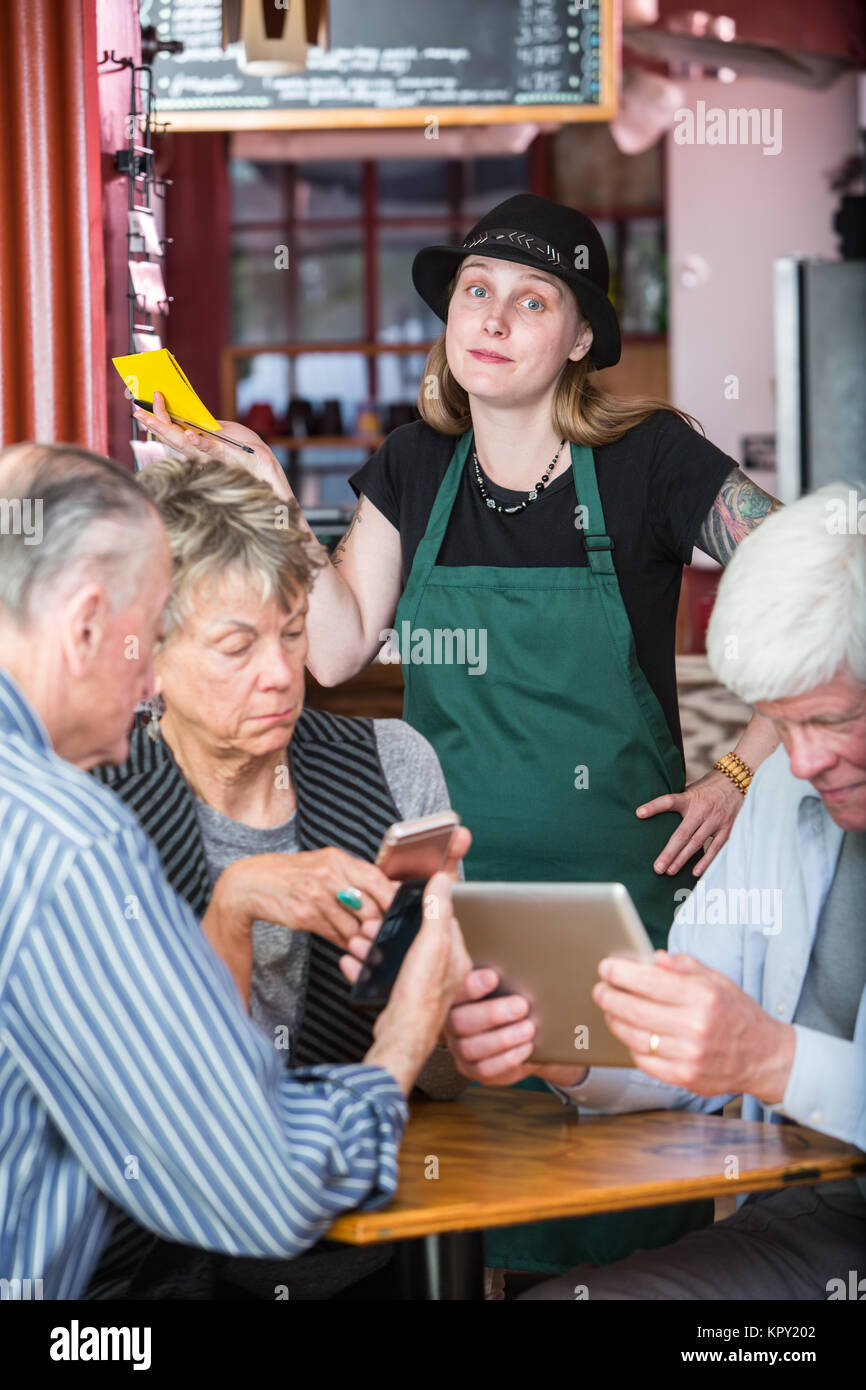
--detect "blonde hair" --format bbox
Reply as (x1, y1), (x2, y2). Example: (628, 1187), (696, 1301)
(417, 271), (701, 446)
(135, 455), (323, 640)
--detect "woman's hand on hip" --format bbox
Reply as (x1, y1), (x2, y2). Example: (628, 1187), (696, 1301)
(217, 848), (399, 952)
(635, 769), (746, 877)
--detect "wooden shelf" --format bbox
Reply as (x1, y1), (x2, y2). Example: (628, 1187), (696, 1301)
(227, 334), (661, 359)
(231, 209), (664, 234)
(268, 434), (384, 449)
(226, 340), (436, 359)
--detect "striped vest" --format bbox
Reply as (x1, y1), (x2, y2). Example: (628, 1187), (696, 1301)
(91, 707), (402, 1066)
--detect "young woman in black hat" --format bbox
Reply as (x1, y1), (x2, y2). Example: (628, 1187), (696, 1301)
(135, 193), (781, 1278)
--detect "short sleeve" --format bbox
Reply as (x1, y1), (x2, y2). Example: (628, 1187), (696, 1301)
(374, 720), (465, 884)
(348, 423), (451, 558)
(349, 431), (404, 530)
(374, 719), (452, 822)
(646, 412), (737, 564)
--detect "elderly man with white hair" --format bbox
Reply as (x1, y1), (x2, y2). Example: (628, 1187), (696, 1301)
(445, 481), (866, 1299)
(0, 442), (471, 1300)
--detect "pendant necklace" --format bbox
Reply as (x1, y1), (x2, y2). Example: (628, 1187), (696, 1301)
(472, 438), (567, 515)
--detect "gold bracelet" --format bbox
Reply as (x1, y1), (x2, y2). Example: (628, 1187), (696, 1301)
(713, 751), (753, 794)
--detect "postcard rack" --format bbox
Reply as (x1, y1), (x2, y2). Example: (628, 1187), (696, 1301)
(98, 29), (181, 455)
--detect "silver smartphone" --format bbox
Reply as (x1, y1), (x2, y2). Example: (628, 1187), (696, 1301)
(451, 882), (655, 1066)
(374, 811), (460, 881)
(349, 812), (461, 1008)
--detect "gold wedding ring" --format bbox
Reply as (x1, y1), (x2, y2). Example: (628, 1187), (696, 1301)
(649, 1032), (660, 1056)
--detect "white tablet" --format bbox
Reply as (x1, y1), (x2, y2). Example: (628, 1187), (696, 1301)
(451, 882), (655, 1067)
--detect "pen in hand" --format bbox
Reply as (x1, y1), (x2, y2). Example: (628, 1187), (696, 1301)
(132, 398), (256, 455)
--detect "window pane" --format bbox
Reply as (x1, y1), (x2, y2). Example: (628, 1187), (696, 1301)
(234, 354), (370, 446)
(377, 159), (452, 217)
(376, 353), (428, 421)
(230, 160), (290, 225)
(295, 227), (363, 342)
(592, 217), (619, 307)
(292, 448), (369, 508)
(293, 352), (369, 435)
(231, 230), (291, 344)
(234, 353), (291, 421)
(377, 224), (454, 344)
(461, 155), (531, 219)
(619, 217), (666, 334)
(294, 161), (362, 220)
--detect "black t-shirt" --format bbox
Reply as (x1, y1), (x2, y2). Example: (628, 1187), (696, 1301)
(350, 412), (735, 754)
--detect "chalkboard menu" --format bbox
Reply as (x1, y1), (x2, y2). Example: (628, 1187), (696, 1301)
(141, 0), (616, 129)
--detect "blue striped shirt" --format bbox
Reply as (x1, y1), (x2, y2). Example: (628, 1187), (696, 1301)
(0, 667), (407, 1299)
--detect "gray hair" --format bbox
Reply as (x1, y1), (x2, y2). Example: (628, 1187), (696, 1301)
(133, 453), (323, 641)
(707, 481), (866, 703)
(0, 443), (161, 625)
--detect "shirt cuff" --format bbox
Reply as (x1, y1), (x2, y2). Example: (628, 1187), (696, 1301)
(546, 1068), (637, 1112)
(778, 1024), (866, 1144)
(289, 1062), (408, 1121)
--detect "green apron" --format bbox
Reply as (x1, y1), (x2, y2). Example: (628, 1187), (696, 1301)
(395, 429), (713, 1274)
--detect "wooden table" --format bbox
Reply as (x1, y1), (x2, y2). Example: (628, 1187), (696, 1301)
(328, 1088), (866, 1300)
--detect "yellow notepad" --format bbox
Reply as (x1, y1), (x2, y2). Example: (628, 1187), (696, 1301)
(111, 349), (222, 432)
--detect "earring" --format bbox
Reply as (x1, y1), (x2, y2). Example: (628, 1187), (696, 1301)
(145, 694), (165, 742)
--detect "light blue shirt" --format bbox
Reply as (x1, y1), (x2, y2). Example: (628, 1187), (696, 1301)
(555, 744), (866, 1201)
(0, 668), (407, 1299)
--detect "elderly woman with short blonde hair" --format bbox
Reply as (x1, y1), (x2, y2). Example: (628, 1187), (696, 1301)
(87, 454), (466, 1301)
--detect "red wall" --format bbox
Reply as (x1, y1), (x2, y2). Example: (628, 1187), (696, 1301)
(163, 133), (231, 420)
(0, 0), (107, 450)
(0, 0), (147, 462)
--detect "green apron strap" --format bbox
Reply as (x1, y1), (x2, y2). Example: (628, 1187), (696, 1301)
(400, 429), (474, 627)
(568, 441), (616, 576)
(569, 440), (684, 787)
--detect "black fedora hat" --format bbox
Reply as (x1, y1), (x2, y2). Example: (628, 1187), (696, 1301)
(412, 193), (621, 370)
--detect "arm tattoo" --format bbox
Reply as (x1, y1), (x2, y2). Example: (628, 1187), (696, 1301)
(331, 496), (363, 567)
(696, 467), (782, 565)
